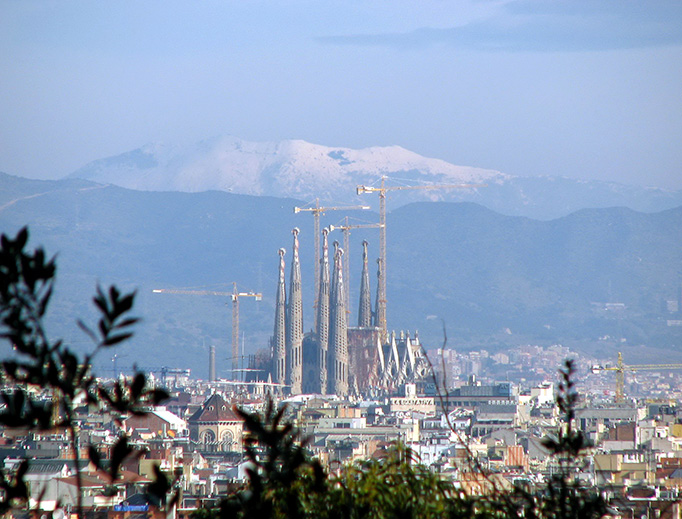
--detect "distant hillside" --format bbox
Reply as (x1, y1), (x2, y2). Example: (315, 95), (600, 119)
(1, 172), (680, 378)
(66, 136), (682, 220)
(388, 203), (682, 347)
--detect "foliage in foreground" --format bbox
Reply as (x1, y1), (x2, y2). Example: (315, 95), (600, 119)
(208, 360), (607, 519)
(0, 227), (608, 519)
(0, 228), (172, 516)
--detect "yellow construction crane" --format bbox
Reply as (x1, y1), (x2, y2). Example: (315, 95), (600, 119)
(356, 175), (486, 340)
(152, 283), (262, 380)
(591, 352), (682, 403)
(328, 216), (384, 316)
(294, 198), (370, 310)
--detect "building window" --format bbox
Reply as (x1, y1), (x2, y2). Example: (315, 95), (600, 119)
(201, 430), (216, 445)
(221, 431), (235, 452)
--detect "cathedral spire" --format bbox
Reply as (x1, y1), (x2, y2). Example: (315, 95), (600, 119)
(358, 240), (372, 328)
(329, 242), (349, 396)
(286, 228), (303, 394)
(272, 248), (287, 386)
(316, 228), (330, 394)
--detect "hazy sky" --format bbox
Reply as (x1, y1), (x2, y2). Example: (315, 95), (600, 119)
(1, 1), (681, 189)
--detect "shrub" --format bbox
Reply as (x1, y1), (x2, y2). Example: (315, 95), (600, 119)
(0, 227), (171, 517)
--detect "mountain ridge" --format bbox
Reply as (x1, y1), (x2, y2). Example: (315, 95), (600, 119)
(69, 136), (503, 196)
(66, 136), (682, 220)
(1, 172), (680, 377)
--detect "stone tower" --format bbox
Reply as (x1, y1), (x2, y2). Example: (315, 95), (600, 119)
(328, 242), (349, 396)
(316, 228), (331, 394)
(286, 228), (303, 394)
(272, 248), (287, 386)
(358, 240), (372, 328)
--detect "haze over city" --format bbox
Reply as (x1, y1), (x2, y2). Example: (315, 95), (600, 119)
(1, 1), (682, 190)
(3, 3), (682, 518)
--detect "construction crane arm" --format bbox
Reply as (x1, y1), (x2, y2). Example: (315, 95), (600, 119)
(294, 199), (370, 313)
(152, 289), (231, 296)
(233, 292), (262, 301)
(294, 204), (370, 213)
(591, 352), (682, 403)
(154, 284), (260, 382)
(625, 364), (682, 371)
(592, 363), (682, 372)
(329, 223), (385, 232)
(153, 289), (260, 300)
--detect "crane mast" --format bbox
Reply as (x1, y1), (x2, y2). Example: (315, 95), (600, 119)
(294, 198), (370, 318)
(231, 282), (262, 381)
(328, 217), (384, 318)
(356, 176), (485, 340)
(153, 285), (262, 380)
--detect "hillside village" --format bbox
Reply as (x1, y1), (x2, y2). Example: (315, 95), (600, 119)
(4, 343), (682, 519)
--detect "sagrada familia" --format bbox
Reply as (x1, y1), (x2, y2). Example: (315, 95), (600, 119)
(270, 227), (431, 397)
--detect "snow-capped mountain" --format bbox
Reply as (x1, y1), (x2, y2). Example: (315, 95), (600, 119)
(69, 136), (503, 197)
(68, 136), (682, 219)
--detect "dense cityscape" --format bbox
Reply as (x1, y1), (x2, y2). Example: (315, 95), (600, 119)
(5, 341), (682, 518)
(2, 2), (681, 518)
(2, 220), (682, 518)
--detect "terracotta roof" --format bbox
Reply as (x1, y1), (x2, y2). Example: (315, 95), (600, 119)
(188, 394), (241, 423)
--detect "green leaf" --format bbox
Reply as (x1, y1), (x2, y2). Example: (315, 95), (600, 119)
(130, 373), (145, 399)
(88, 445), (103, 471)
(146, 464), (170, 507)
(77, 320), (98, 343)
(109, 437), (134, 482)
(116, 318), (140, 329)
(102, 332), (133, 347)
(151, 389), (170, 405)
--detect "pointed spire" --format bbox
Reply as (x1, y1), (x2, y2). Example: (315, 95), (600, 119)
(287, 228), (303, 394)
(328, 243), (349, 396)
(331, 240), (340, 322)
(316, 228), (330, 394)
(358, 240), (372, 328)
(273, 248), (287, 386)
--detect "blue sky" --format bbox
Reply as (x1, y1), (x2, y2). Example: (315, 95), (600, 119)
(1, 0), (681, 189)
